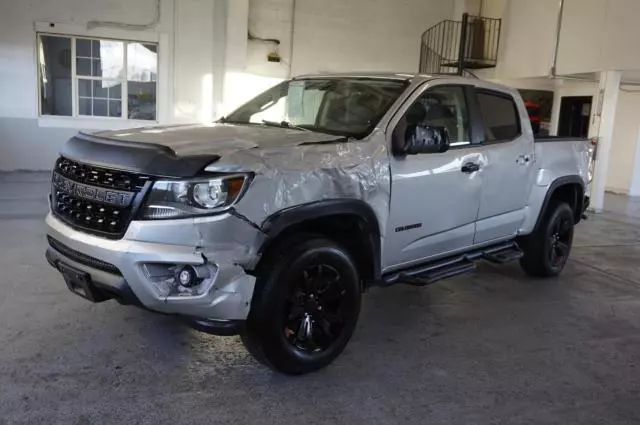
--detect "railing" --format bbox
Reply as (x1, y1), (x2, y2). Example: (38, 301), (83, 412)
(419, 14), (501, 75)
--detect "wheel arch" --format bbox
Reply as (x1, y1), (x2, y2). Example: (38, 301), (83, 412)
(256, 199), (383, 284)
(534, 175), (586, 232)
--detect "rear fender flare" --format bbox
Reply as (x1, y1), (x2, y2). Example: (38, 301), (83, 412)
(534, 175), (585, 231)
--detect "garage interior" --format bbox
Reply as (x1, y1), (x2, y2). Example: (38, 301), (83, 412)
(2, 0), (640, 423)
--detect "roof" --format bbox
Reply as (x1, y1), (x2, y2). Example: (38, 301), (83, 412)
(290, 72), (518, 96)
(293, 72), (432, 81)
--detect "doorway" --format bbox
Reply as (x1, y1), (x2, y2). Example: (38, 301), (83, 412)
(558, 96), (592, 137)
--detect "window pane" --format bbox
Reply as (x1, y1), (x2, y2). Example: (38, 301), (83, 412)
(92, 59), (102, 77)
(477, 92), (520, 141)
(128, 83), (156, 120)
(76, 38), (124, 79)
(39, 35), (72, 116)
(406, 86), (469, 145)
(76, 39), (91, 57)
(110, 83), (122, 99)
(93, 99), (108, 116)
(78, 79), (92, 97)
(92, 80), (108, 98)
(91, 40), (101, 57)
(127, 43), (157, 120)
(128, 43), (158, 82)
(97, 40), (124, 79)
(109, 100), (122, 117)
(422, 87), (469, 143)
(79, 98), (91, 115)
(76, 58), (91, 76)
(89, 80), (122, 99)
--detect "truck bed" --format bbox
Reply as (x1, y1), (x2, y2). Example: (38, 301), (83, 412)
(534, 136), (589, 143)
(533, 137), (591, 185)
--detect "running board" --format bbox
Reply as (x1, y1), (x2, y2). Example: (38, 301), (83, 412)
(382, 241), (522, 287)
(482, 245), (523, 264)
(396, 261), (476, 287)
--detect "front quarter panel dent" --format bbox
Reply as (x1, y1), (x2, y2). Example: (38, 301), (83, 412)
(220, 131), (390, 238)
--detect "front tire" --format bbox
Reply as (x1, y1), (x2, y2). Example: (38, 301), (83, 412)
(242, 237), (361, 375)
(520, 201), (575, 277)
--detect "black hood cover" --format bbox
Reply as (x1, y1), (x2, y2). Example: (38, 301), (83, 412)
(60, 123), (345, 178)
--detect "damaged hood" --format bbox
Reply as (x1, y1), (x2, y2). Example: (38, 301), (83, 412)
(92, 123), (346, 156)
(60, 123), (346, 177)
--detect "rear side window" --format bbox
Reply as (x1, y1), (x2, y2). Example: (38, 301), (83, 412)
(477, 91), (521, 142)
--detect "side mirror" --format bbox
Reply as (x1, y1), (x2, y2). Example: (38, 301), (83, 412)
(393, 124), (450, 156)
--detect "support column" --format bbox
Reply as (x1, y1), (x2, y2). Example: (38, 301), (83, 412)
(222, 0), (249, 113)
(453, 0), (482, 18)
(549, 79), (564, 136)
(590, 71), (622, 212)
(627, 124), (640, 196)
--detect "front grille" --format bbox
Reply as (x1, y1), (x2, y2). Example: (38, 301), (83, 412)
(47, 236), (121, 275)
(55, 157), (150, 191)
(53, 191), (131, 235)
(51, 157), (151, 238)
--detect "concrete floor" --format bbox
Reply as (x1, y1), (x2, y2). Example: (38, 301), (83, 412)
(1, 172), (640, 425)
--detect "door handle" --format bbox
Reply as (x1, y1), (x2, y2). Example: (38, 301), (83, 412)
(517, 154), (531, 165)
(461, 162), (480, 174)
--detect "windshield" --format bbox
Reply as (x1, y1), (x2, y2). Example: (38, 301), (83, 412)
(224, 78), (408, 139)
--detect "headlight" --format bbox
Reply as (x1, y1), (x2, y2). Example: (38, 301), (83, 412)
(140, 174), (250, 219)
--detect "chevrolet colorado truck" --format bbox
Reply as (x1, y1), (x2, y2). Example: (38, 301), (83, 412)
(45, 73), (593, 375)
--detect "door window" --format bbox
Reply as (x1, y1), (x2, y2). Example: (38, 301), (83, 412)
(397, 86), (471, 153)
(477, 91), (521, 142)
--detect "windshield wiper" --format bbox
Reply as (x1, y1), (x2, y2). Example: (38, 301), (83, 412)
(261, 120), (310, 132)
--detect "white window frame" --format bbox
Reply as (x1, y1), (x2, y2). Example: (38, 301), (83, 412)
(37, 32), (157, 121)
(34, 22), (169, 129)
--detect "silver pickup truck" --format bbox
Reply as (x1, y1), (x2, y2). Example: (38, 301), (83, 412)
(45, 73), (593, 374)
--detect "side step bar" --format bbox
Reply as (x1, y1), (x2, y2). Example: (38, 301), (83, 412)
(382, 241), (523, 287)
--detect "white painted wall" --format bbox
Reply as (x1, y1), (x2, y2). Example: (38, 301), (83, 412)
(557, 0), (640, 75)
(1, 0), (454, 170)
(293, 0), (453, 74)
(173, 0), (214, 123)
(480, 0), (640, 78)
(246, 0), (454, 78)
(607, 91), (640, 194)
(479, 0), (505, 19)
(546, 78), (640, 195)
(0, 0), (174, 121)
(485, 0), (558, 80)
(488, 77), (555, 92)
(247, 0), (292, 80)
(0, 0), (250, 170)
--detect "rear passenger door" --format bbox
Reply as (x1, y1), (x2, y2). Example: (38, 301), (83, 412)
(473, 88), (535, 243)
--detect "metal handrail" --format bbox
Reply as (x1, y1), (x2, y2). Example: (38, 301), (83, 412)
(419, 14), (501, 75)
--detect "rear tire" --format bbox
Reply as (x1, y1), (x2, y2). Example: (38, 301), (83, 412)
(242, 237), (361, 375)
(520, 201), (575, 277)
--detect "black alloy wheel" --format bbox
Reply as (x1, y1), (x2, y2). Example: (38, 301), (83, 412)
(284, 264), (348, 353)
(548, 213), (573, 269)
(241, 237), (361, 375)
(520, 201), (575, 277)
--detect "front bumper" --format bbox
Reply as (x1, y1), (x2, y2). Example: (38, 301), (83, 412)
(45, 212), (260, 328)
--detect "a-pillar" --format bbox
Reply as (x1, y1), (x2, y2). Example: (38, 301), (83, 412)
(590, 71), (622, 213)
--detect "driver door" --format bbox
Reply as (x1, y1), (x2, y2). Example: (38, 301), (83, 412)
(383, 83), (486, 271)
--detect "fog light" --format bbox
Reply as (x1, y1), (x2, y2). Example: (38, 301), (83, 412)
(178, 266), (196, 287)
(142, 262), (215, 298)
